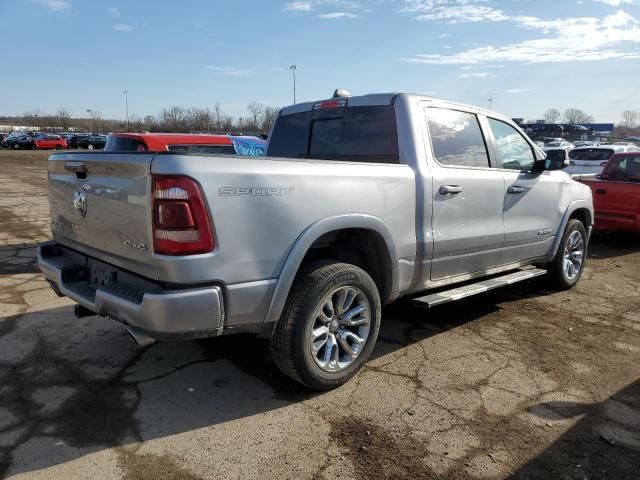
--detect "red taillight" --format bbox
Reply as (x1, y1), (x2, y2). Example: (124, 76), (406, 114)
(152, 175), (214, 255)
(312, 100), (347, 110)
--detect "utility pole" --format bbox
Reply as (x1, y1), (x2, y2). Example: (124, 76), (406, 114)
(86, 109), (93, 133)
(488, 98), (493, 110)
(290, 65), (297, 104)
(123, 90), (130, 131)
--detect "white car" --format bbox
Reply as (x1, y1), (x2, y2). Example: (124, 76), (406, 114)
(544, 141), (574, 150)
(565, 145), (639, 176)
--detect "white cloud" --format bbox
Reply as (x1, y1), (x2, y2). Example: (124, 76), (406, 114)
(404, 10), (640, 64)
(204, 66), (251, 77)
(504, 88), (531, 94)
(317, 12), (357, 18)
(112, 23), (133, 32)
(459, 72), (494, 78)
(28, 0), (71, 12)
(595, 0), (636, 5)
(284, 1), (313, 11)
(402, 0), (509, 23)
(284, 0), (361, 15)
(108, 7), (119, 15)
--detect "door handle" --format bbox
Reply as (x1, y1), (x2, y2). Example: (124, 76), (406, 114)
(64, 161), (87, 172)
(439, 185), (463, 195)
(595, 189), (607, 194)
(507, 185), (526, 194)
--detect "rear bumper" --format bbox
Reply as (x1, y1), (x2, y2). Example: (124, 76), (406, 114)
(38, 243), (224, 339)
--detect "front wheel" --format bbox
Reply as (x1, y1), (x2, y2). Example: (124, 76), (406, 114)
(55, 144), (61, 150)
(87, 144), (94, 150)
(545, 219), (588, 290)
(272, 261), (381, 390)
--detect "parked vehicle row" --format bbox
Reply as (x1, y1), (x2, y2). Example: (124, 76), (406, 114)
(0, 132), (109, 150)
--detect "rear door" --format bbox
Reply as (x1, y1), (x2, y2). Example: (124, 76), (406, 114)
(485, 117), (562, 264)
(48, 152), (156, 263)
(425, 107), (505, 280)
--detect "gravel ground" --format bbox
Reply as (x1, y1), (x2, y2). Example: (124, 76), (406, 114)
(0, 149), (639, 480)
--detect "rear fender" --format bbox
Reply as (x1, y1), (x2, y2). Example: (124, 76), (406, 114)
(264, 214), (399, 324)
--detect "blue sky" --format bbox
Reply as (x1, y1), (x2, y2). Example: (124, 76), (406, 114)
(1, 0), (639, 122)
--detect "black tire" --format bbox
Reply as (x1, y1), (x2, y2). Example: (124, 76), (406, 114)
(272, 261), (381, 390)
(55, 144), (61, 150)
(545, 219), (588, 290)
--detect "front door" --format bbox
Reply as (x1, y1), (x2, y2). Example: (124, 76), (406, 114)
(426, 107), (505, 281)
(485, 117), (563, 264)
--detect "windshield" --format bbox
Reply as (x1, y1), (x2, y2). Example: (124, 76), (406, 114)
(569, 148), (614, 161)
(267, 105), (399, 163)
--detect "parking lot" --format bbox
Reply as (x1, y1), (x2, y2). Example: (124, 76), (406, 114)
(0, 149), (639, 479)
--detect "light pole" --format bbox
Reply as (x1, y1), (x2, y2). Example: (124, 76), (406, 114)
(86, 109), (93, 133)
(34, 114), (38, 132)
(123, 90), (130, 131)
(488, 98), (493, 110)
(289, 65), (297, 104)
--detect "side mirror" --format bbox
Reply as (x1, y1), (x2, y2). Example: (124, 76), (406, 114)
(531, 151), (569, 173)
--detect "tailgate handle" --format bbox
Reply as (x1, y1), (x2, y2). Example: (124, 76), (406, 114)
(595, 188), (607, 194)
(65, 161), (87, 173)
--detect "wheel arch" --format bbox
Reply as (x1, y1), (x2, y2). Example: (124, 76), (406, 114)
(550, 201), (593, 259)
(264, 215), (400, 324)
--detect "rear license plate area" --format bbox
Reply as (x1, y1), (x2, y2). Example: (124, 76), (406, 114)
(88, 260), (118, 288)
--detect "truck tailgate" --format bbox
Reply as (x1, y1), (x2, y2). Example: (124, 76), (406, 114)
(48, 152), (156, 267)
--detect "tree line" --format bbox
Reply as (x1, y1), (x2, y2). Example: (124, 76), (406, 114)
(0, 102), (280, 135)
(541, 108), (640, 136)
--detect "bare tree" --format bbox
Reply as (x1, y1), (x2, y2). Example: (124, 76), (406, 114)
(246, 102), (265, 132)
(563, 108), (593, 124)
(543, 108), (561, 124)
(214, 102), (222, 130)
(56, 108), (72, 131)
(160, 106), (188, 132)
(261, 106), (280, 133)
(621, 110), (639, 129)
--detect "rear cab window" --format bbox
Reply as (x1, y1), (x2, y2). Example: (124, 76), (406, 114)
(267, 104), (399, 163)
(104, 136), (148, 151)
(167, 145), (236, 155)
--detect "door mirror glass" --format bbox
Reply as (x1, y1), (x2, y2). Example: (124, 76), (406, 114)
(531, 149), (570, 173)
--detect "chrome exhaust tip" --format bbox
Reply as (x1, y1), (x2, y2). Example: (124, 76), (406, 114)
(123, 326), (156, 348)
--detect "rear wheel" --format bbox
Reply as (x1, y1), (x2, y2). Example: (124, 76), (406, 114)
(545, 219), (587, 290)
(272, 261), (381, 390)
(87, 144), (94, 150)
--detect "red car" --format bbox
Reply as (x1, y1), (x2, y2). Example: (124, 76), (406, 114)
(579, 152), (640, 233)
(30, 134), (68, 150)
(105, 133), (236, 153)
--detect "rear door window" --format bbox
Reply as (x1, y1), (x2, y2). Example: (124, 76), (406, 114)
(426, 108), (490, 168)
(267, 105), (399, 163)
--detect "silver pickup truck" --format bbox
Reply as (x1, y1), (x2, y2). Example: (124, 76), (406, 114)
(38, 92), (594, 389)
